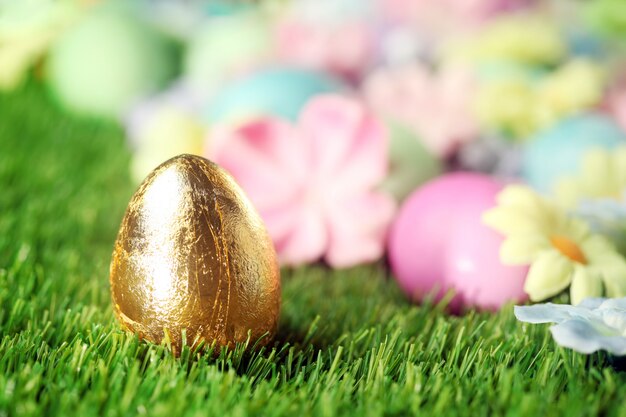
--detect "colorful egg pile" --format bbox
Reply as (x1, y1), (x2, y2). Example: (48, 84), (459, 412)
(10, 0), (626, 313)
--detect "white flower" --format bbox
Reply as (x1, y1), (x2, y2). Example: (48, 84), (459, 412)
(515, 298), (626, 355)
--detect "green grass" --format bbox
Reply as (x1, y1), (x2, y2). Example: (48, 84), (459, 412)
(1, 84), (626, 417)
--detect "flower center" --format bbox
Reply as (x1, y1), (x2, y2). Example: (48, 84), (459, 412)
(550, 235), (587, 264)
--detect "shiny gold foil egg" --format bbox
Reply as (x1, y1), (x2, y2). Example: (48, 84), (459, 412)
(110, 154), (281, 355)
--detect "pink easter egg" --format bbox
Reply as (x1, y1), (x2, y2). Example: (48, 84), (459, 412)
(388, 172), (528, 312)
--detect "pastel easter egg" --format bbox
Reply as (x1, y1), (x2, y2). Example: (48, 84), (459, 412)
(388, 172), (528, 312)
(522, 113), (626, 192)
(205, 68), (346, 124)
(565, 29), (606, 59)
(47, 7), (177, 119)
(444, 215), (528, 311)
(184, 12), (272, 94)
(380, 122), (443, 201)
(111, 155), (281, 355)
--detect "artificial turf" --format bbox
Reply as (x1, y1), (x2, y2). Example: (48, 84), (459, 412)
(1, 84), (625, 417)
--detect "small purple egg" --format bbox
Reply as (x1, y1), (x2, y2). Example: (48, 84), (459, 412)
(388, 172), (528, 312)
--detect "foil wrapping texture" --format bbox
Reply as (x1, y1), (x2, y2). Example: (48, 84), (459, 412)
(110, 154), (281, 354)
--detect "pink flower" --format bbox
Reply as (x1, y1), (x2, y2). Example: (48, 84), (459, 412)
(211, 95), (396, 268)
(363, 64), (480, 157)
(378, 0), (534, 33)
(276, 18), (374, 81)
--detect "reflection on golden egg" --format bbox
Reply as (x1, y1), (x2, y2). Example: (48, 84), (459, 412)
(110, 154), (281, 355)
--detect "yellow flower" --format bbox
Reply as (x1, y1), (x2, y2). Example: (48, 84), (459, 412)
(483, 185), (626, 305)
(441, 14), (566, 67)
(474, 59), (605, 140)
(555, 147), (626, 208)
(536, 59), (605, 128)
(474, 77), (538, 139)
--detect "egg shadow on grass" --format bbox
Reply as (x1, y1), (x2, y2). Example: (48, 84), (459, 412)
(173, 328), (330, 384)
(184, 263), (404, 381)
(119, 315), (332, 383)
(105, 306), (335, 385)
(116, 262), (420, 383)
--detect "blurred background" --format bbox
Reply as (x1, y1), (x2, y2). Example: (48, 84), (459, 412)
(3, 0), (626, 276)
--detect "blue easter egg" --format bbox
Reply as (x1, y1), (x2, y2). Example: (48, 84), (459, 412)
(205, 68), (346, 123)
(522, 113), (626, 192)
(566, 30), (606, 59)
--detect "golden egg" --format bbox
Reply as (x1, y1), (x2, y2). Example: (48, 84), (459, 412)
(110, 154), (281, 355)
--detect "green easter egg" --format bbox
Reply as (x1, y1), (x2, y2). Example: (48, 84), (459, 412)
(47, 8), (177, 119)
(184, 12), (271, 93)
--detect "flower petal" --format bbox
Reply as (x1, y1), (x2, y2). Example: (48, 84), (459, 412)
(331, 114), (388, 195)
(259, 203), (301, 248)
(299, 95), (363, 173)
(482, 206), (549, 236)
(499, 235), (551, 265)
(275, 206), (328, 266)
(524, 250), (573, 302)
(556, 216), (590, 242)
(212, 120), (304, 211)
(324, 192), (396, 268)
(554, 177), (581, 209)
(514, 303), (590, 324)
(579, 149), (616, 196)
(495, 185), (545, 211)
(597, 254), (626, 299)
(570, 266), (603, 306)
(364, 65), (478, 158)
(600, 297), (626, 311)
(579, 298), (607, 309)
(582, 234), (619, 260)
(550, 319), (626, 355)
(300, 95), (388, 192)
